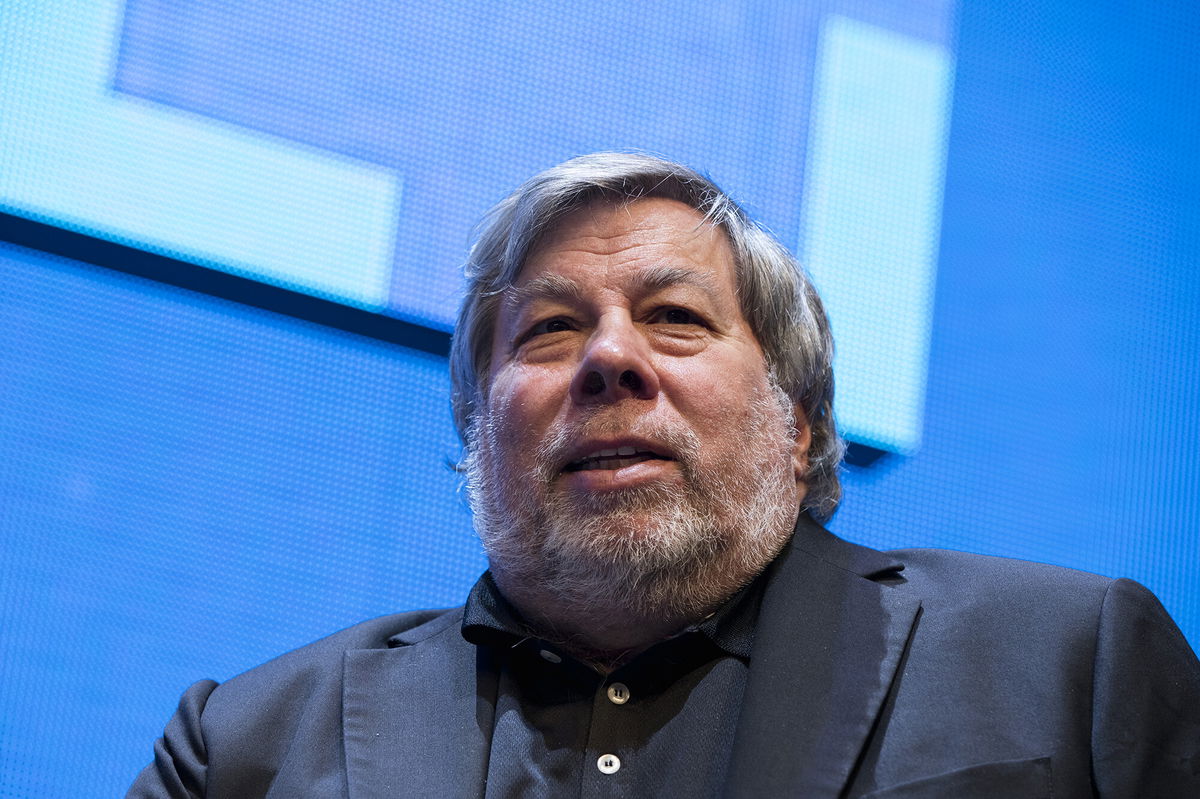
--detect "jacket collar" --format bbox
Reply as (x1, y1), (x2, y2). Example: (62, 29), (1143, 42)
(342, 607), (498, 799)
(339, 516), (918, 798)
(723, 514), (920, 797)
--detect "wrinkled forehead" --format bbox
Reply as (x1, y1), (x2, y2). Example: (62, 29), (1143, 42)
(508, 197), (735, 291)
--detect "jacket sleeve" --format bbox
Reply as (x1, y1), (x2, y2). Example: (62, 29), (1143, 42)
(1091, 578), (1200, 797)
(126, 679), (220, 799)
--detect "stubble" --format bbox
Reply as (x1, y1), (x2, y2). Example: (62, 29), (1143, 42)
(465, 379), (801, 624)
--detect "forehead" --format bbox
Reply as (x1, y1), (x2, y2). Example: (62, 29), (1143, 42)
(514, 197), (737, 290)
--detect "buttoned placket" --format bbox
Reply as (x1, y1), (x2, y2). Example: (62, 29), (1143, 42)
(580, 675), (638, 794)
(520, 642), (639, 790)
(594, 681), (631, 776)
(467, 567), (760, 799)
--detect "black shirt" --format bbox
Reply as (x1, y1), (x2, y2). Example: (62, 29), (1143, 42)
(461, 571), (766, 798)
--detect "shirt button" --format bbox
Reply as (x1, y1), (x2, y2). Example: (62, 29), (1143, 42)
(606, 682), (630, 705)
(538, 649), (562, 664)
(597, 754), (621, 774)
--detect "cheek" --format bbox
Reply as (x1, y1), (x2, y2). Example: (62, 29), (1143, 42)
(669, 357), (771, 427)
(486, 366), (566, 445)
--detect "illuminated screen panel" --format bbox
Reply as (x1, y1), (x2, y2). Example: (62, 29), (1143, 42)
(0, 0), (957, 452)
(0, 241), (484, 795)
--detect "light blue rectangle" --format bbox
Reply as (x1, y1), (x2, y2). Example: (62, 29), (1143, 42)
(800, 15), (954, 453)
(0, 0), (399, 310)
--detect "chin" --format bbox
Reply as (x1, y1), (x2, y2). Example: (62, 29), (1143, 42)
(541, 499), (724, 572)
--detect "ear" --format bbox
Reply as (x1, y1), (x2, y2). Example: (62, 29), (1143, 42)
(792, 407), (812, 484)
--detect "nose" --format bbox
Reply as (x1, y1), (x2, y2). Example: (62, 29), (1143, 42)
(569, 315), (660, 404)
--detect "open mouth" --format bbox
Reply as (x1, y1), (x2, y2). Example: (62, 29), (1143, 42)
(563, 445), (673, 472)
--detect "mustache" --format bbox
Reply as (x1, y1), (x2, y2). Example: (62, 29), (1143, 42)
(533, 415), (702, 483)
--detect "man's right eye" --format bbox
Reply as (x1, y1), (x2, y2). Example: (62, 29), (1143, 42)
(522, 317), (574, 341)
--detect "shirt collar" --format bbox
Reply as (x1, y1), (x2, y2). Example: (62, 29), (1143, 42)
(461, 571), (527, 646)
(461, 562), (768, 661)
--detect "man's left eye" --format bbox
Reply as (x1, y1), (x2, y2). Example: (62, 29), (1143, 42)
(659, 308), (697, 325)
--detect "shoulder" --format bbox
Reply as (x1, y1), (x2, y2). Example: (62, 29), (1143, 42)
(888, 546), (1114, 600)
(791, 519), (1143, 639)
(882, 547), (1189, 640)
(883, 547), (1127, 643)
(876, 546), (1200, 690)
(885, 548), (1200, 793)
(128, 607), (465, 796)
(198, 608), (464, 759)
(247, 606), (463, 666)
(210, 606), (462, 703)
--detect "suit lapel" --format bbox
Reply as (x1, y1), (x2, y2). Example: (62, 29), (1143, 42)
(725, 518), (920, 798)
(341, 611), (498, 799)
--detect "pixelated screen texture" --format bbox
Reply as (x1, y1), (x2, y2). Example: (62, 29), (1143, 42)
(0, 1), (399, 310)
(828, 0), (1199, 658)
(0, 243), (482, 796)
(110, 0), (949, 330)
(0, 0), (956, 453)
(801, 15), (953, 452)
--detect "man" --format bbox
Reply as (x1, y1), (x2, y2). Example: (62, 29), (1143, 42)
(130, 153), (1200, 797)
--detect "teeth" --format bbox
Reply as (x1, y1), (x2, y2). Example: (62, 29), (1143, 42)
(566, 445), (673, 472)
(577, 456), (648, 471)
(586, 445), (644, 460)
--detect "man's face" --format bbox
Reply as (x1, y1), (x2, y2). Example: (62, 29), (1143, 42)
(469, 197), (808, 614)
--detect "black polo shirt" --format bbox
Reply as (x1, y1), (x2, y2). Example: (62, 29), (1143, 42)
(461, 570), (766, 798)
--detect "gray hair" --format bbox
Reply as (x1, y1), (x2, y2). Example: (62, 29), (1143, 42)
(449, 152), (844, 521)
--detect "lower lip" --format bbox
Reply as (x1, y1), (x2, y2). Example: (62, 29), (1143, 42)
(560, 459), (681, 491)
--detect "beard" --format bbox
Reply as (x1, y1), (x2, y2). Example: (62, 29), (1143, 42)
(465, 379), (801, 623)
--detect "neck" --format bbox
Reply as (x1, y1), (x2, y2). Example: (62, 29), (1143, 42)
(481, 496), (801, 666)
(489, 563), (743, 668)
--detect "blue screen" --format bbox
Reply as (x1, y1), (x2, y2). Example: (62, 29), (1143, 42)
(1, 0), (956, 451)
(0, 243), (483, 793)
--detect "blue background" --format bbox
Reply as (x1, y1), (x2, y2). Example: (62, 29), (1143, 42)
(111, 0), (953, 329)
(1, 0), (1197, 795)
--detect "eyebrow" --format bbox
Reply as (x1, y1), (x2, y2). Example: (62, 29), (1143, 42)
(504, 264), (720, 310)
(636, 264), (719, 295)
(504, 273), (584, 307)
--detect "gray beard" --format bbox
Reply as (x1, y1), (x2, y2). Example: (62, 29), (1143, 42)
(465, 382), (801, 624)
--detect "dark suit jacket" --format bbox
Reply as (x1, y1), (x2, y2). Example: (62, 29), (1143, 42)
(129, 517), (1200, 797)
